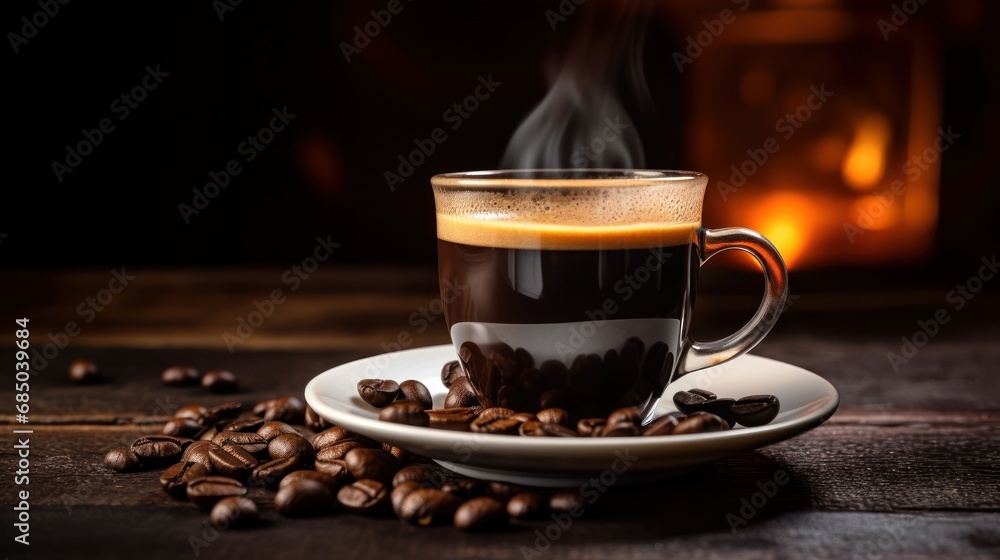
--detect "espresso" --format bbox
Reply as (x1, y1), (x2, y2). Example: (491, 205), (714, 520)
(437, 217), (700, 417)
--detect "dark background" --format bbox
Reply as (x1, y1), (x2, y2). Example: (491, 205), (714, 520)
(2, 0), (998, 271)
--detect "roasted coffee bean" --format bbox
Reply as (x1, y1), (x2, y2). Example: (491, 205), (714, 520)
(337, 478), (389, 513)
(186, 476), (247, 509)
(512, 412), (536, 422)
(315, 457), (350, 480)
(391, 481), (422, 515)
(550, 489), (588, 514)
(520, 421), (577, 437)
(643, 413), (684, 436)
(378, 399), (430, 427)
(357, 379), (401, 408)
(455, 496), (508, 532)
(222, 416), (265, 433)
(440, 478), (487, 499)
(399, 380), (434, 410)
(131, 435), (184, 465)
(445, 376), (479, 408)
(536, 408), (570, 427)
(199, 401), (242, 427)
(392, 465), (433, 487)
(202, 370), (239, 393)
(673, 389), (736, 424)
(275, 477), (334, 517)
(160, 461), (210, 499)
(426, 407), (477, 430)
(312, 426), (352, 450)
(731, 394), (780, 426)
(688, 388), (717, 400)
(210, 496), (258, 529)
(254, 396), (306, 424)
(251, 457), (301, 489)
(538, 389), (571, 410)
(163, 417), (202, 438)
(470, 407), (520, 434)
(209, 446), (258, 476)
(672, 412), (730, 434)
(213, 431), (268, 457)
(440, 360), (465, 389)
(161, 365), (200, 386)
(103, 446), (139, 472)
(181, 441), (219, 470)
(175, 404), (208, 421)
(344, 448), (397, 484)
(305, 405), (332, 431)
(68, 358), (101, 383)
(507, 492), (546, 519)
(603, 406), (642, 437)
(577, 418), (606, 437)
(399, 488), (462, 526)
(280, 469), (342, 491)
(268, 433), (315, 464)
(382, 443), (409, 464)
(488, 481), (527, 502)
(315, 441), (362, 462)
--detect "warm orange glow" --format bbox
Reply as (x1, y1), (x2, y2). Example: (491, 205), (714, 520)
(740, 67), (776, 107)
(748, 191), (813, 270)
(850, 195), (900, 231)
(843, 114), (892, 190)
(811, 134), (848, 171)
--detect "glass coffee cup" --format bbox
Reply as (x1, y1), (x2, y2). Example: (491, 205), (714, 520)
(432, 170), (788, 422)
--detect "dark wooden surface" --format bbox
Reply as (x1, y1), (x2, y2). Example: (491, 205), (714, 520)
(2, 267), (999, 559)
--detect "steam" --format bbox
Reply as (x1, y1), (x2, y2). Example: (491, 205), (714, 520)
(500, 4), (652, 170)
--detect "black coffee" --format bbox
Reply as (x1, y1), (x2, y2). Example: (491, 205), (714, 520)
(437, 220), (699, 417)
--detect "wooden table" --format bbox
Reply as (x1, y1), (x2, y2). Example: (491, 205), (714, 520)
(2, 267), (998, 559)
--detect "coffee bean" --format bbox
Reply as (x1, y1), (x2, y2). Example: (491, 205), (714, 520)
(378, 399), (430, 427)
(507, 492), (546, 519)
(673, 389), (736, 424)
(357, 379), (401, 408)
(391, 481), (422, 515)
(131, 436), (184, 465)
(163, 417), (202, 438)
(539, 389), (571, 410)
(577, 418), (606, 437)
(643, 413), (684, 436)
(488, 481), (527, 502)
(400, 380), (433, 410)
(337, 478), (389, 514)
(444, 376), (479, 408)
(103, 446), (139, 472)
(393, 465), (433, 487)
(222, 417), (265, 433)
(688, 388), (717, 400)
(186, 476), (247, 509)
(520, 421), (577, 437)
(68, 358), (101, 383)
(731, 394), (780, 426)
(399, 488), (462, 526)
(251, 457), (301, 489)
(305, 405), (332, 431)
(209, 445), (258, 477)
(268, 433), (315, 464)
(550, 489), (588, 514)
(275, 477), (334, 517)
(344, 448), (397, 484)
(536, 408), (570, 427)
(258, 422), (302, 444)
(210, 496), (258, 529)
(175, 404), (208, 421)
(280, 469), (342, 492)
(160, 461), (210, 499)
(199, 402), (242, 427)
(426, 407), (478, 430)
(455, 496), (508, 532)
(202, 370), (239, 393)
(382, 443), (409, 464)
(316, 441), (362, 462)
(673, 412), (730, 434)
(161, 365), (200, 386)
(441, 478), (487, 499)
(441, 361), (464, 389)
(603, 406), (642, 437)
(213, 431), (268, 457)
(315, 456), (350, 479)
(312, 426), (352, 449)
(181, 441), (219, 470)
(470, 407), (520, 434)
(254, 396), (306, 424)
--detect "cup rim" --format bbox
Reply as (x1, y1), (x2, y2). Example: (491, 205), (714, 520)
(432, 169), (706, 189)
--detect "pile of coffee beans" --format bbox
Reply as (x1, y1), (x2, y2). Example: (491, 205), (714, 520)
(160, 364), (241, 393)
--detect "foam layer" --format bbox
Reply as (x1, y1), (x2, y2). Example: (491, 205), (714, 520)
(437, 214), (699, 249)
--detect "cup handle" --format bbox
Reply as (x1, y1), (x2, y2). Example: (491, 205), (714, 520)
(676, 227), (789, 375)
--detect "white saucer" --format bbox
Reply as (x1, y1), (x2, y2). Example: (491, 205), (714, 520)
(304, 345), (839, 487)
